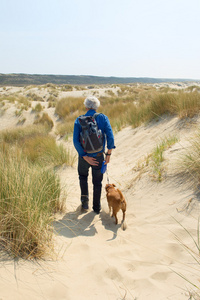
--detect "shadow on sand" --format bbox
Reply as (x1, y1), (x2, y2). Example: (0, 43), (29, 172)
(53, 205), (121, 240)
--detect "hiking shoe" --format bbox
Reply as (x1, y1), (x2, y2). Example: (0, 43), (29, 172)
(93, 209), (100, 214)
(82, 201), (89, 210)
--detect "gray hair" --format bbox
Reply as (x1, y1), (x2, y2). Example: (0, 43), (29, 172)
(84, 96), (100, 110)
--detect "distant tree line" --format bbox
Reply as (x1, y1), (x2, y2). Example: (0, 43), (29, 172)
(0, 73), (193, 86)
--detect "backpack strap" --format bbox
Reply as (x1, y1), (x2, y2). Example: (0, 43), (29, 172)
(92, 113), (101, 119)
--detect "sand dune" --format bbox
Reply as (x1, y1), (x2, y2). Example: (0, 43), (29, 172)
(1, 84), (200, 299)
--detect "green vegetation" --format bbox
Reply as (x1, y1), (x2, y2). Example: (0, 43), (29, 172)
(0, 94), (31, 111)
(33, 112), (54, 130)
(0, 152), (60, 258)
(173, 218), (200, 299)
(55, 88), (200, 136)
(55, 97), (84, 119)
(0, 125), (75, 167)
(0, 73), (192, 86)
(180, 129), (200, 188)
(129, 135), (179, 184)
(1, 83), (200, 260)
(149, 135), (179, 181)
(32, 103), (43, 113)
(26, 93), (44, 102)
(0, 125), (75, 258)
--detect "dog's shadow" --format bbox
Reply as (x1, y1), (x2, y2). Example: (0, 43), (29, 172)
(100, 210), (121, 240)
(54, 205), (97, 238)
(54, 205), (121, 240)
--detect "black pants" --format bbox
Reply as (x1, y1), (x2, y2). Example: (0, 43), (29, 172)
(78, 154), (104, 212)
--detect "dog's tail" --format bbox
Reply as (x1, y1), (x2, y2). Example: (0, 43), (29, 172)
(121, 220), (127, 231)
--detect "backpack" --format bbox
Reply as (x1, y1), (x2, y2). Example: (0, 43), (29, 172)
(78, 113), (103, 153)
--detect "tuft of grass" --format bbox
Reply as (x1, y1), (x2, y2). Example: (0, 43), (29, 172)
(180, 129), (200, 187)
(149, 135), (179, 181)
(0, 125), (75, 167)
(20, 135), (75, 166)
(15, 108), (24, 117)
(53, 87), (200, 135)
(60, 84), (73, 91)
(17, 117), (26, 125)
(32, 103), (43, 113)
(177, 91), (200, 119)
(26, 93), (44, 102)
(34, 112), (54, 130)
(173, 218), (200, 299)
(47, 95), (57, 103)
(55, 97), (84, 119)
(56, 110), (84, 137)
(0, 124), (49, 144)
(0, 124), (76, 258)
(0, 150), (62, 258)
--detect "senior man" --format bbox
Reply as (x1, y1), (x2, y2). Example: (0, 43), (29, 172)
(73, 96), (115, 214)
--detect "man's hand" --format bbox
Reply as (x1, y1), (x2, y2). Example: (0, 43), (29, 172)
(83, 156), (99, 166)
(104, 150), (112, 165)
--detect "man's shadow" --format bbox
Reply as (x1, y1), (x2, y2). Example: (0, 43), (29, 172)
(54, 205), (121, 240)
(54, 205), (98, 238)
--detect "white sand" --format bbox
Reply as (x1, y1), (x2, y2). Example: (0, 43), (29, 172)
(1, 84), (200, 299)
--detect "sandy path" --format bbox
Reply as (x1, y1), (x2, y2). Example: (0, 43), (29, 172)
(1, 87), (200, 299)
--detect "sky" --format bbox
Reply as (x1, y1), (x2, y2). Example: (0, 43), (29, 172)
(1, 0), (200, 79)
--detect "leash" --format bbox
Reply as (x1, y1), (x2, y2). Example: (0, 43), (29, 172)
(105, 167), (110, 184)
(102, 151), (110, 184)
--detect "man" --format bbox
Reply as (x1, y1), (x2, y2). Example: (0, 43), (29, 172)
(73, 96), (115, 214)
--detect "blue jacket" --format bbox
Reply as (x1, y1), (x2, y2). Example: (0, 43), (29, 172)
(73, 109), (116, 157)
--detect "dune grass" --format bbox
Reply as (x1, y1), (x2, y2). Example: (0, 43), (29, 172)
(130, 135), (179, 183)
(173, 128), (200, 297)
(55, 88), (200, 136)
(149, 135), (179, 181)
(0, 125), (76, 167)
(32, 102), (43, 113)
(179, 129), (200, 188)
(0, 150), (61, 258)
(173, 218), (200, 299)
(1, 84), (200, 259)
(55, 96), (84, 119)
(0, 124), (48, 143)
(0, 94), (31, 111)
(0, 124), (75, 258)
(33, 112), (54, 130)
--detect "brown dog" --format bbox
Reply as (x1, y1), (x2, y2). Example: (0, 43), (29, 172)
(105, 184), (127, 229)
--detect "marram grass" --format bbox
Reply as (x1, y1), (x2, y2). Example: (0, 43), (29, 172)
(0, 151), (62, 258)
(55, 90), (200, 136)
(0, 125), (75, 258)
(149, 135), (179, 181)
(0, 125), (76, 167)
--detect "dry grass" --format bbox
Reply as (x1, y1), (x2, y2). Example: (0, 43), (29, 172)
(55, 97), (84, 119)
(34, 112), (54, 130)
(173, 218), (200, 299)
(1, 83), (200, 259)
(0, 123), (76, 258)
(0, 125), (75, 167)
(54, 88), (200, 137)
(179, 129), (200, 188)
(148, 135), (179, 181)
(32, 103), (43, 113)
(0, 150), (61, 258)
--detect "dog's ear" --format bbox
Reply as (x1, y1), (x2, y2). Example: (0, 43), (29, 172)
(112, 184), (116, 187)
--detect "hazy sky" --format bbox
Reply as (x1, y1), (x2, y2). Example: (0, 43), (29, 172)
(1, 0), (200, 79)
